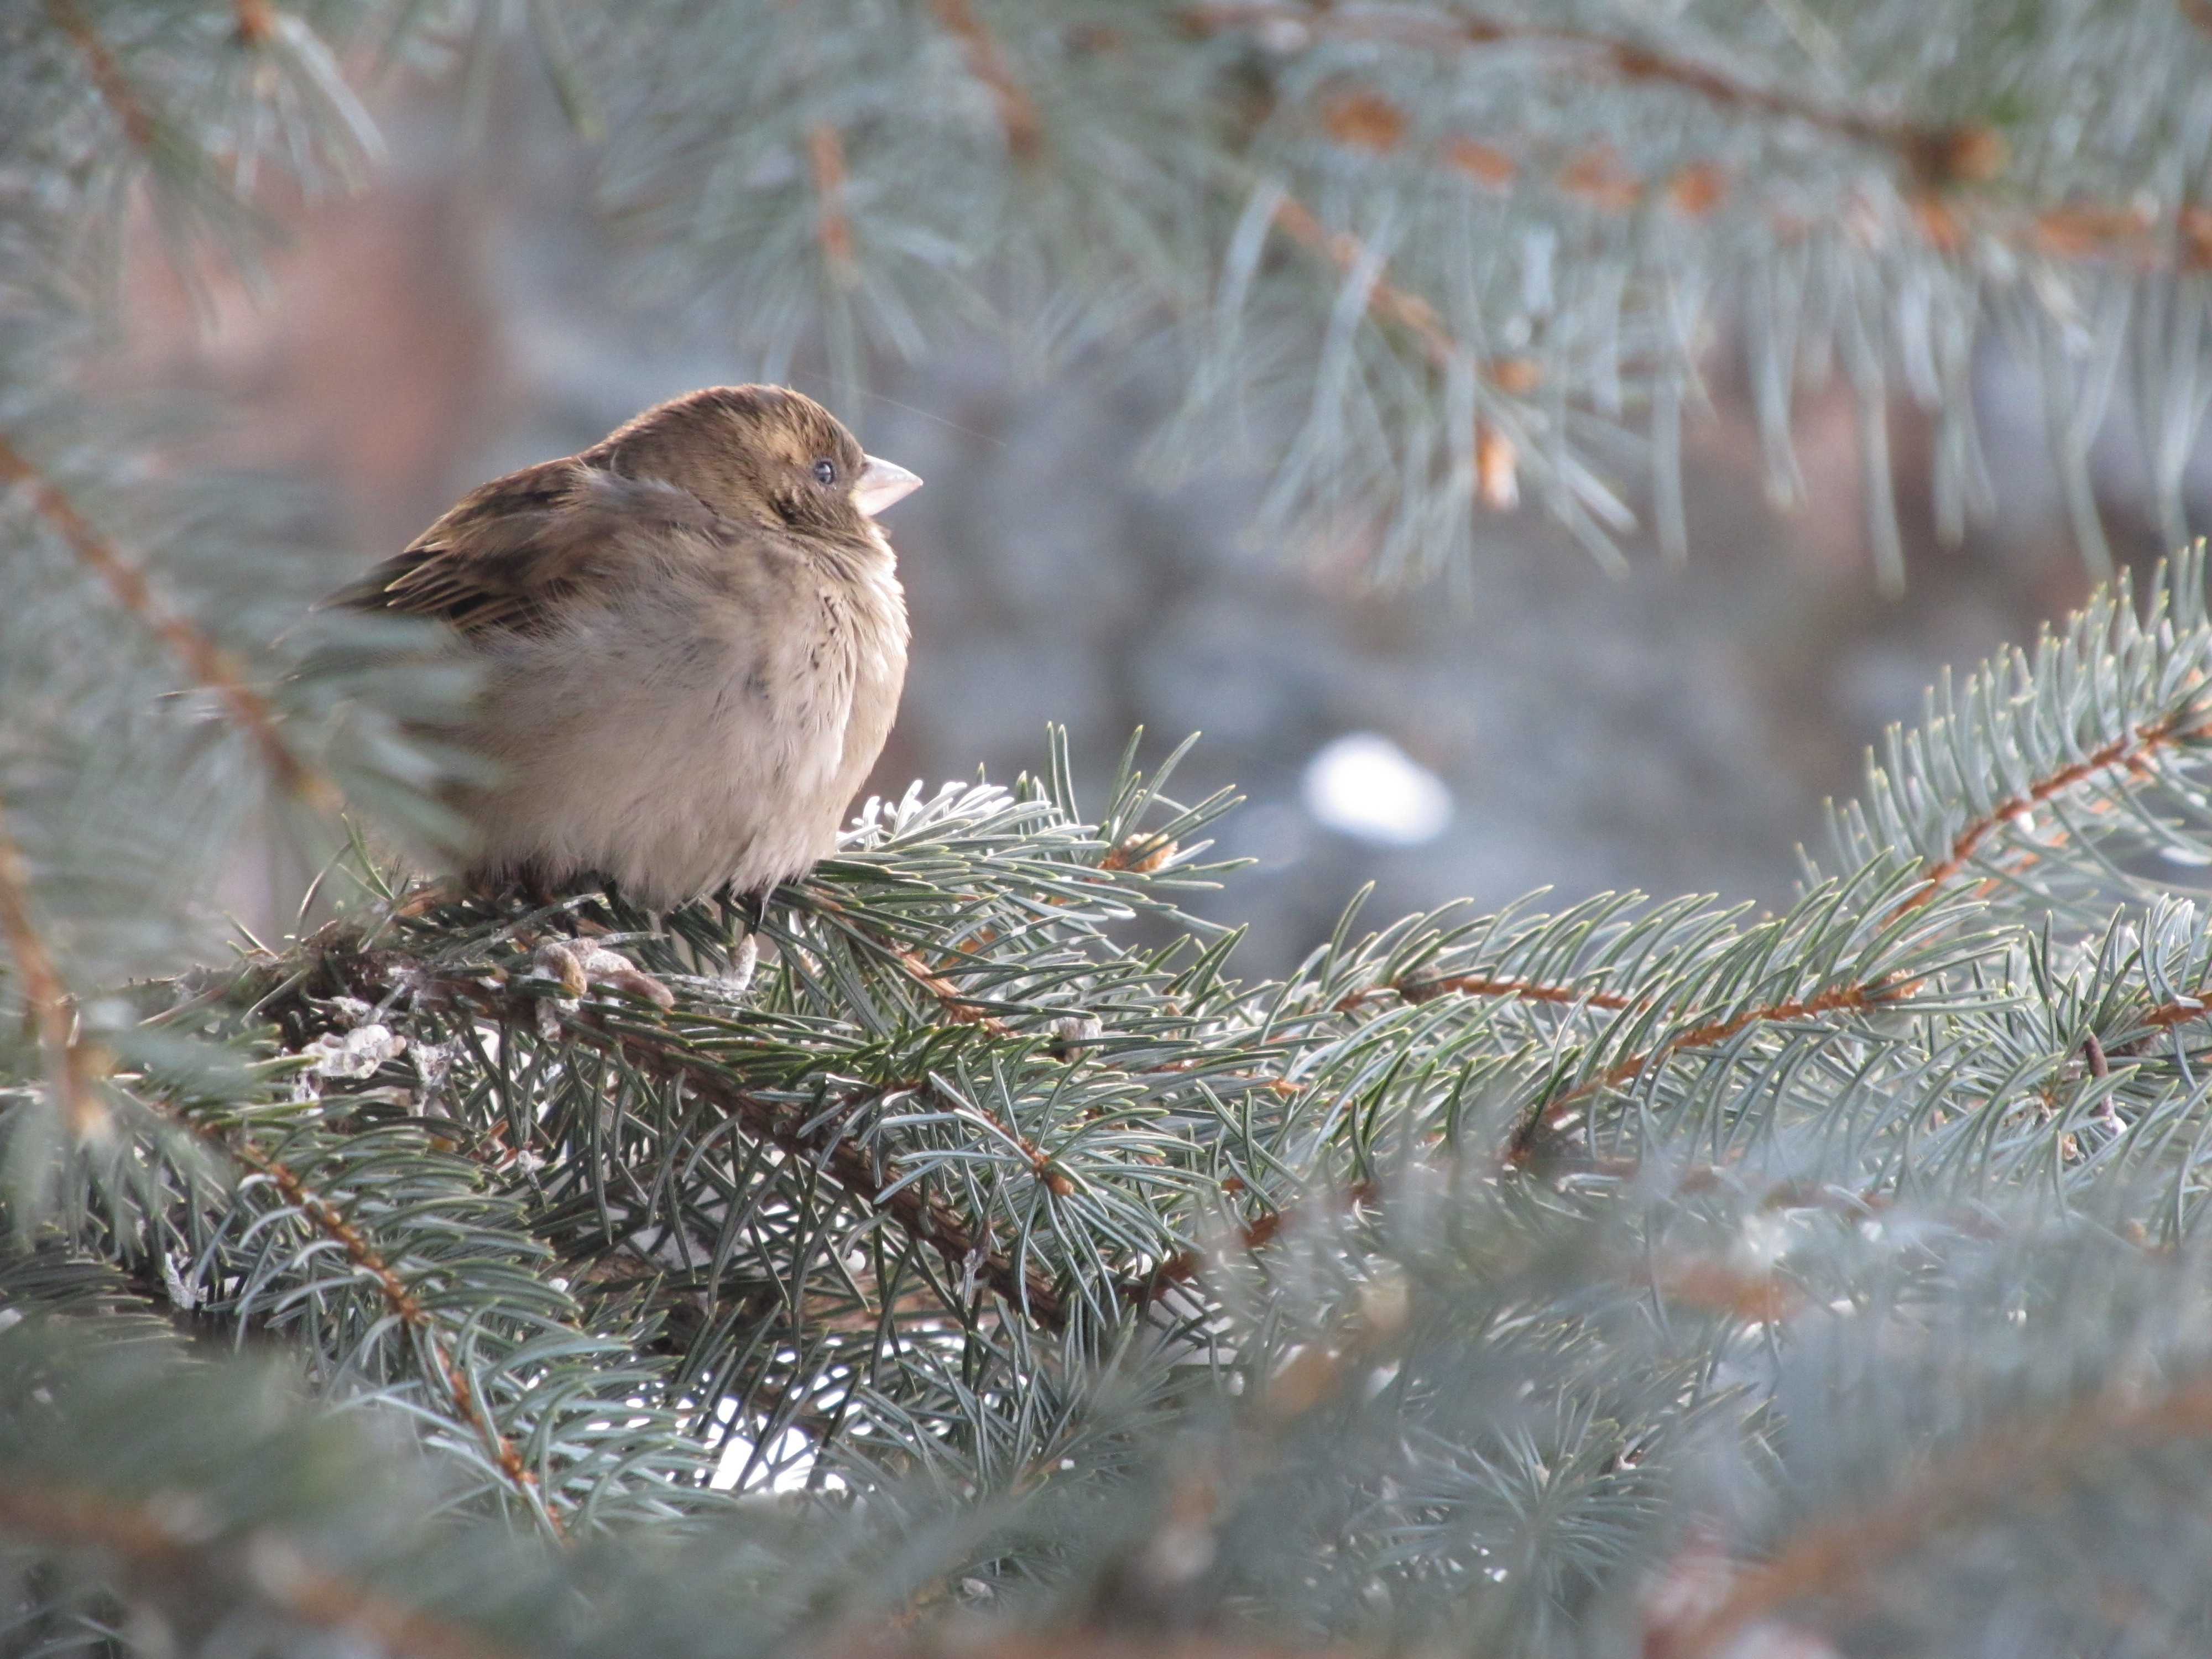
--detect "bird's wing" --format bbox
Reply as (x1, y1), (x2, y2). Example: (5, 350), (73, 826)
(322, 460), (726, 637)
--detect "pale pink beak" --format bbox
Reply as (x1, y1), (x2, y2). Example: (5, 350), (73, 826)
(854, 455), (922, 518)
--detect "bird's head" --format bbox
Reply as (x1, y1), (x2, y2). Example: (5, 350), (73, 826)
(595, 384), (921, 538)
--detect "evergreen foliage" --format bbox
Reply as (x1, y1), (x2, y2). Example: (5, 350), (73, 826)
(14, 3), (2212, 1656)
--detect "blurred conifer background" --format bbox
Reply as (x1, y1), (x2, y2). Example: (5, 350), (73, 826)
(18, 7), (2212, 1657)
(126, 57), (2202, 969)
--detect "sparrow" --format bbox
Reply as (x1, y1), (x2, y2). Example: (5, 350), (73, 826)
(326, 385), (921, 935)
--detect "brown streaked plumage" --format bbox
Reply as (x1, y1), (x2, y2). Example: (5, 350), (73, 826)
(327, 385), (921, 911)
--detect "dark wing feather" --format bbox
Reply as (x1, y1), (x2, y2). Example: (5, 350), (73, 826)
(320, 460), (724, 637)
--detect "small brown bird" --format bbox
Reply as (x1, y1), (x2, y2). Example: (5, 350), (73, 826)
(329, 385), (921, 918)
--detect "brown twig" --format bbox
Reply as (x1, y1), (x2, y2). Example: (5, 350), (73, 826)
(1509, 979), (1919, 1161)
(806, 121), (858, 287)
(1897, 709), (2212, 913)
(564, 1015), (1066, 1327)
(232, 0), (279, 44)
(0, 433), (337, 810)
(930, 0), (1045, 163)
(260, 928), (1067, 1328)
(0, 1480), (523, 1659)
(1270, 194), (1458, 369)
(1133, 1179), (1381, 1307)
(1268, 191), (1543, 444)
(1337, 973), (1639, 1014)
(47, 0), (158, 153)
(1674, 1366), (2212, 1656)
(1193, 1), (1995, 185)
(894, 945), (1014, 1035)
(222, 1136), (565, 1536)
(0, 793), (105, 1140)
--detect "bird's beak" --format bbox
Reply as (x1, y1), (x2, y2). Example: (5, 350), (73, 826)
(854, 455), (923, 518)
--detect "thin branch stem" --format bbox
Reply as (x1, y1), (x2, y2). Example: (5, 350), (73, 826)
(1269, 194), (1458, 371)
(220, 1134), (567, 1537)
(1194, 1), (1994, 184)
(572, 1014), (1066, 1328)
(1676, 1366), (2212, 1655)
(929, 0), (1044, 163)
(1509, 978), (1921, 1160)
(0, 1479), (523, 1659)
(0, 793), (103, 1140)
(0, 432), (337, 810)
(806, 121), (858, 288)
(1899, 707), (2212, 912)
(46, 0), (157, 153)
(1337, 974), (1639, 1014)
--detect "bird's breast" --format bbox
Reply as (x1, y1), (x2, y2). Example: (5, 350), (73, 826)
(461, 539), (907, 906)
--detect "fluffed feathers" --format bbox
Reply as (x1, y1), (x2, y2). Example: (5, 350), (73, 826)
(328, 385), (920, 910)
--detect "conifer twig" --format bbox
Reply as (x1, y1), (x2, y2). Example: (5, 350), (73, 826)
(1898, 706), (2212, 913)
(220, 1134), (567, 1536)
(929, 0), (1044, 163)
(1509, 978), (1923, 1160)
(46, 0), (156, 153)
(559, 1014), (1067, 1327)
(0, 1480), (523, 1659)
(1337, 973), (1637, 1014)
(806, 121), (858, 287)
(1673, 1365), (2212, 1656)
(1269, 195), (1458, 370)
(0, 794), (103, 1140)
(0, 432), (337, 811)
(1194, 1), (2004, 186)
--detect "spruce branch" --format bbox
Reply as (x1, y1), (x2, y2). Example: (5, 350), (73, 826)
(217, 1132), (568, 1537)
(1676, 1360), (2212, 1656)
(0, 793), (105, 1142)
(0, 432), (337, 812)
(1898, 705), (2212, 914)
(929, 0), (1045, 164)
(807, 121), (859, 289)
(1191, 0), (1985, 175)
(0, 1480), (523, 1659)
(1508, 971), (1928, 1161)
(46, 0), (158, 155)
(554, 1003), (1071, 1329)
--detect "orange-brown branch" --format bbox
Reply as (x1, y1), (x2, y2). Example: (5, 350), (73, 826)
(1510, 979), (1918, 1160)
(1270, 194), (1459, 370)
(1674, 1367), (2212, 1655)
(806, 121), (858, 286)
(47, 0), (157, 152)
(0, 793), (104, 1140)
(0, 1480), (522, 1659)
(1267, 193), (1537, 506)
(232, 0), (278, 45)
(226, 1138), (564, 1536)
(930, 0), (1045, 163)
(1899, 709), (2212, 911)
(1338, 973), (1640, 1014)
(0, 434), (336, 810)
(1194, 1), (1992, 184)
(1134, 1179), (1381, 1305)
(894, 945), (1013, 1035)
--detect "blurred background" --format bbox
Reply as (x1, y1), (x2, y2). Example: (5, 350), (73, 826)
(128, 70), (2203, 973)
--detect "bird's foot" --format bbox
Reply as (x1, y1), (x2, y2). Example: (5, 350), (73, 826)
(530, 937), (676, 1037)
(659, 933), (760, 1006)
(722, 931), (759, 995)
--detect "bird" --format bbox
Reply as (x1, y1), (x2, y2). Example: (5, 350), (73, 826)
(325, 384), (921, 978)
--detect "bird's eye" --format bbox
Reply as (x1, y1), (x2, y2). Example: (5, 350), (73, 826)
(811, 459), (837, 486)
